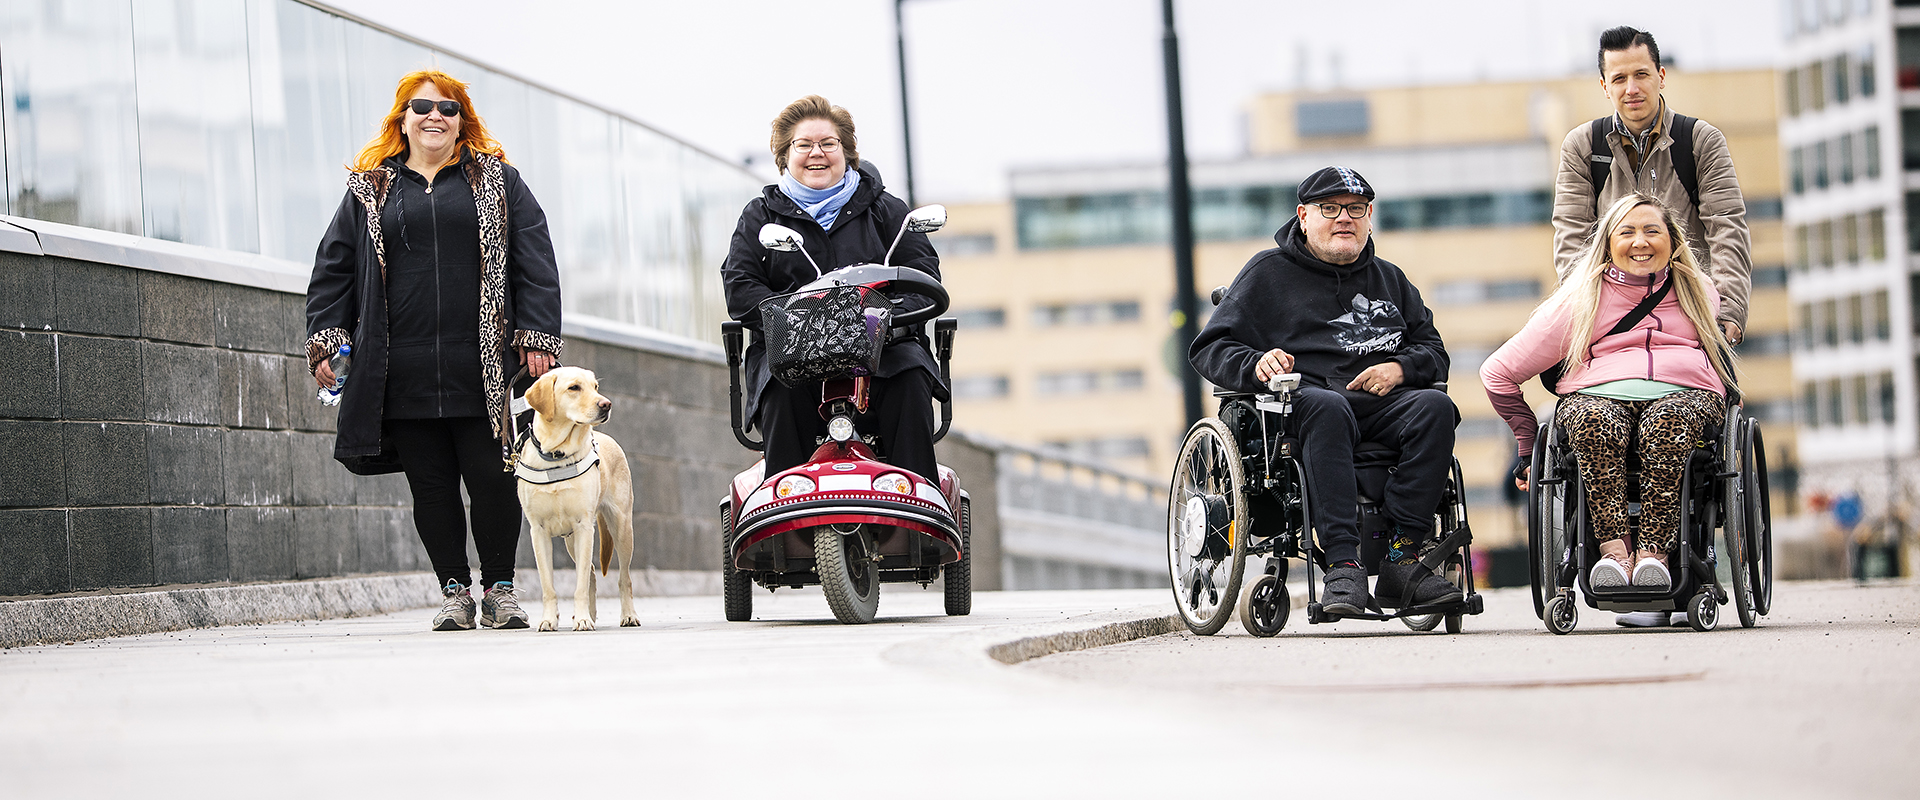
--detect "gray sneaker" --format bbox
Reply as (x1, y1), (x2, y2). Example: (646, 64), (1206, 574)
(432, 580), (476, 631)
(480, 581), (530, 629)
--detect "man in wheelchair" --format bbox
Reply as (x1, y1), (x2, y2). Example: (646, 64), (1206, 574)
(1190, 167), (1460, 617)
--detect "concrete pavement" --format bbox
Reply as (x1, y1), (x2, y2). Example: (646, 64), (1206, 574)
(1027, 580), (1920, 799)
(3, 581), (1912, 799)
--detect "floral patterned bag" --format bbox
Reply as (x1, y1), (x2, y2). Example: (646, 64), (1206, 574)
(759, 284), (891, 387)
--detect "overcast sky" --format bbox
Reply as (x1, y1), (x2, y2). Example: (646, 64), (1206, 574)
(324, 0), (1782, 202)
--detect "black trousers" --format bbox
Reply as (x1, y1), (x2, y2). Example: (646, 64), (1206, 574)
(386, 417), (521, 589)
(1288, 387), (1458, 565)
(759, 370), (938, 482)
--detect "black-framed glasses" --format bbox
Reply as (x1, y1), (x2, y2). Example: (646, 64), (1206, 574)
(791, 139), (841, 155)
(1316, 202), (1370, 219)
(407, 99), (462, 117)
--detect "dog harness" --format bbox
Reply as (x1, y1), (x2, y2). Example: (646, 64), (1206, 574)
(512, 430), (600, 484)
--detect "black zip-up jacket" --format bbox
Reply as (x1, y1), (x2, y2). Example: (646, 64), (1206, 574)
(721, 162), (947, 426)
(1190, 216), (1448, 394)
(382, 154), (486, 418)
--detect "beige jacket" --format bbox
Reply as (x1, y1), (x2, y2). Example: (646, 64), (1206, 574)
(1552, 101), (1751, 329)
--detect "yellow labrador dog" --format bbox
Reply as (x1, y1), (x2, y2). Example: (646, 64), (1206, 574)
(515, 366), (639, 631)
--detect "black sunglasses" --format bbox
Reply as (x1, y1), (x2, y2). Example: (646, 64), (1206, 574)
(407, 99), (462, 117)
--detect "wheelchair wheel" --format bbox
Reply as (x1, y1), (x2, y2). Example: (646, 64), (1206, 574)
(1743, 420), (1774, 617)
(1168, 418), (1249, 636)
(1722, 413), (1758, 629)
(1543, 593), (1577, 635)
(1527, 422), (1572, 620)
(1401, 555), (1463, 632)
(1688, 590), (1719, 632)
(1237, 573), (1288, 637)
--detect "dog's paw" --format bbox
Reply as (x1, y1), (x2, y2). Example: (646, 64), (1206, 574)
(537, 618), (559, 632)
(572, 618), (597, 632)
(620, 615), (642, 627)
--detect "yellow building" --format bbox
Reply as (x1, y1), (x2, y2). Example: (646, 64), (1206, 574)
(931, 68), (1792, 550)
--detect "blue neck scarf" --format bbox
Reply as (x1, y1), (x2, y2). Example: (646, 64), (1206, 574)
(778, 168), (861, 231)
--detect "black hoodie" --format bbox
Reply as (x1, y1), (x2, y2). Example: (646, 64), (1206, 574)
(1190, 217), (1448, 394)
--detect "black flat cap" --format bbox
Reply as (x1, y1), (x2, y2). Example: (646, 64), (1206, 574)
(1297, 166), (1376, 204)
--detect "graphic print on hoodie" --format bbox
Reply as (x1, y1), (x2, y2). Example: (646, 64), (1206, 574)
(1331, 293), (1404, 355)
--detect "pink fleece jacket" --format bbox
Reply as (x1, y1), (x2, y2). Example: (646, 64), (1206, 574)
(1480, 266), (1724, 458)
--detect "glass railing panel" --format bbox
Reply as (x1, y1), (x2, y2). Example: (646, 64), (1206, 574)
(248, 0), (355, 262)
(0, 0), (143, 233)
(132, 0), (259, 251)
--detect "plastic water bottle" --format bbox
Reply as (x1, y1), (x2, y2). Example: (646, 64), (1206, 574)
(317, 344), (351, 406)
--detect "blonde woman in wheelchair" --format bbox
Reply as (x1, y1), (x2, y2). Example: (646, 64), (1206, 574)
(1482, 193), (1737, 628)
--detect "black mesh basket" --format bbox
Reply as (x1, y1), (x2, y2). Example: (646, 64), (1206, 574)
(760, 284), (891, 387)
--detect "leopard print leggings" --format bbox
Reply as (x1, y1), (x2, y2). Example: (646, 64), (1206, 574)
(1557, 389), (1725, 553)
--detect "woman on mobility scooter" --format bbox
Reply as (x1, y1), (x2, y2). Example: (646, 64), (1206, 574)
(716, 95), (967, 624)
(1482, 193), (1752, 631)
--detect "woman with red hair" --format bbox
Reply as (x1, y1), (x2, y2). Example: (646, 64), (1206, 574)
(305, 70), (562, 632)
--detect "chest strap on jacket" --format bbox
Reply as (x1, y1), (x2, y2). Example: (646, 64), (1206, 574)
(1588, 113), (1699, 211)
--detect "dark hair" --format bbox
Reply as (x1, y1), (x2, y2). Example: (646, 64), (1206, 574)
(1597, 26), (1661, 74)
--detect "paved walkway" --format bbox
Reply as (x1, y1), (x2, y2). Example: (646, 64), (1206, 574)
(1027, 580), (1920, 799)
(3, 581), (1912, 798)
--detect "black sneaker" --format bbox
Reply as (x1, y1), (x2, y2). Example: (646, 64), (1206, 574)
(1375, 560), (1463, 609)
(1321, 561), (1370, 616)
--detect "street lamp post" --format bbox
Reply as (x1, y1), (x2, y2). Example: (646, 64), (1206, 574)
(1161, 0), (1202, 426)
(895, 0), (917, 207)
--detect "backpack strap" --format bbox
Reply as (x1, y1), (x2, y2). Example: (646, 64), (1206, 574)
(1668, 113), (1700, 208)
(1587, 117), (1613, 206)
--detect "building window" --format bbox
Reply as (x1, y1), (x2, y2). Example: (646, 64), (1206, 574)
(1842, 214), (1861, 263)
(1881, 372), (1898, 424)
(954, 307), (1006, 329)
(1820, 298), (1840, 347)
(1865, 126), (1882, 179)
(1860, 45), (1877, 98)
(1905, 194), (1920, 252)
(1868, 207), (1887, 260)
(1792, 224), (1809, 270)
(951, 374), (1010, 399)
(1034, 369), (1145, 395)
(1852, 375), (1872, 424)
(934, 233), (997, 257)
(1814, 141), (1831, 189)
(1834, 54), (1852, 104)
(1784, 67), (1802, 116)
(1734, 331), (1792, 356)
(1753, 265), (1789, 288)
(1873, 290), (1891, 340)
(1802, 381), (1821, 428)
(1296, 98), (1370, 138)
(1032, 300), (1141, 327)
(1815, 219), (1834, 266)
(1840, 133), (1856, 184)
(1846, 294), (1866, 343)
(1796, 301), (1814, 350)
(1044, 436), (1151, 461)
(1429, 278), (1540, 305)
(1810, 60), (1828, 109)
(1826, 378), (1845, 427)
(1899, 27), (1920, 89)
(1790, 148), (1805, 195)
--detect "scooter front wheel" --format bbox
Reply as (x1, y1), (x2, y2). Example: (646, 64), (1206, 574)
(816, 526), (880, 624)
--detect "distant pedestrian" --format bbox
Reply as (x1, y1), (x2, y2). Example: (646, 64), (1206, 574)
(1553, 25), (1752, 347)
(305, 70), (562, 631)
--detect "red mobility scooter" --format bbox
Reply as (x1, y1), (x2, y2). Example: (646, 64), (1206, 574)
(718, 205), (971, 624)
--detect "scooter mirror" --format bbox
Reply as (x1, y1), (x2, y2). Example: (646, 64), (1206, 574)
(759, 223), (804, 252)
(903, 204), (947, 234)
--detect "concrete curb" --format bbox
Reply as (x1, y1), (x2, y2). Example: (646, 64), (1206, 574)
(0, 574), (443, 649)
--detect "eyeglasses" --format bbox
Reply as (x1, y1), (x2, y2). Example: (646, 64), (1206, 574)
(791, 139), (841, 155)
(407, 99), (462, 117)
(1315, 202), (1370, 220)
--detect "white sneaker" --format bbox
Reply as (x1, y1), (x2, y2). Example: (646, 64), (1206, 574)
(1631, 557), (1671, 589)
(1614, 611), (1671, 627)
(1590, 556), (1631, 589)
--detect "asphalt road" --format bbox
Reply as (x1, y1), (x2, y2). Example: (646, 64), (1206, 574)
(3, 580), (1911, 799)
(1024, 580), (1920, 800)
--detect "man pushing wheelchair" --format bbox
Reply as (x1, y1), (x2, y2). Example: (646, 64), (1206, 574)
(1189, 166), (1463, 618)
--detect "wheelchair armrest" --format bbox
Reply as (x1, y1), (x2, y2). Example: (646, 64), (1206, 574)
(933, 318), (956, 443)
(719, 321), (762, 452)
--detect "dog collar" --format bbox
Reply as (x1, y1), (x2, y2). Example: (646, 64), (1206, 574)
(514, 436), (600, 484)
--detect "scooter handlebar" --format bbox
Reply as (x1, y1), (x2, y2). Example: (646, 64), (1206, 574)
(885, 266), (949, 328)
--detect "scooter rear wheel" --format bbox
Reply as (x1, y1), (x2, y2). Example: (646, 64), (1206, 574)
(816, 526), (880, 624)
(721, 505), (752, 622)
(944, 498), (972, 616)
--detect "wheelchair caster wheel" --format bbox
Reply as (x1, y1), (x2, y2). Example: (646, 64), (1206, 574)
(1688, 591), (1719, 632)
(1443, 612), (1464, 634)
(1544, 594), (1577, 635)
(1238, 574), (1288, 637)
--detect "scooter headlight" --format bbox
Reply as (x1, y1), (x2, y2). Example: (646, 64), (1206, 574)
(775, 475), (816, 498)
(827, 415), (855, 443)
(873, 473), (913, 494)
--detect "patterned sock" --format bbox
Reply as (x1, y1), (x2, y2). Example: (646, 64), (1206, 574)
(1386, 531), (1417, 565)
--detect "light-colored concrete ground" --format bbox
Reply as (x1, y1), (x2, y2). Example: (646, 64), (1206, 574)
(3, 582), (1911, 799)
(1025, 580), (1920, 800)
